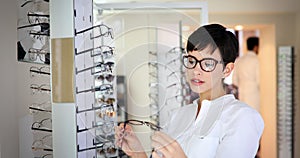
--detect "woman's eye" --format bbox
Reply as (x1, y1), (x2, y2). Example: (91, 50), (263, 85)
(188, 60), (195, 64)
(188, 59), (196, 64)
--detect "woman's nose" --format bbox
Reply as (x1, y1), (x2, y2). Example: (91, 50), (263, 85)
(192, 63), (202, 75)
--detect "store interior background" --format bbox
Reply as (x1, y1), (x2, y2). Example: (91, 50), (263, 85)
(0, 0), (299, 158)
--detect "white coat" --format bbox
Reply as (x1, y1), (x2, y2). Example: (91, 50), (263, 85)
(232, 51), (260, 112)
(163, 94), (264, 158)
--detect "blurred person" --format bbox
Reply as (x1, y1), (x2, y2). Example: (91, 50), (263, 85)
(232, 37), (260, 112)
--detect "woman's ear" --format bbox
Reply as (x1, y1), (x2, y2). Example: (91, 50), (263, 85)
(223, 62), (234, 78)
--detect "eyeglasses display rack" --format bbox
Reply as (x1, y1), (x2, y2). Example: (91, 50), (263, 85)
(148, 51), (160, 127)
(29, 65), (52, 158)
(74, 0), (118, 157)
(17, 0), (50, 65)
(148, 46), (190, 128)
(277, 46), (295, 158)
(17, 0), (52, 157)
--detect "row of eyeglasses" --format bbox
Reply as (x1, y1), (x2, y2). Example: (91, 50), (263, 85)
(73, 22), (120, 158)
(277, 49), (294, 156)
(17, 9), (50, 64)
(28, 64), (53, 158)
(148, 47), (190, 128)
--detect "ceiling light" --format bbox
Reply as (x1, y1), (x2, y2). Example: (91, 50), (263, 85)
(234, 25), (243, 30)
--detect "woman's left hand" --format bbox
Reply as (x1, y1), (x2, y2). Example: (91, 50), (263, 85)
(151, 131), (187, 158)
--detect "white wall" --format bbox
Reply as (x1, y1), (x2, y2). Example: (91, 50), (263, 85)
(0, 0), (19, 157)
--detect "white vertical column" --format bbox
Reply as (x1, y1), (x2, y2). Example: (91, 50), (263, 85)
(50, 0), (77, 157)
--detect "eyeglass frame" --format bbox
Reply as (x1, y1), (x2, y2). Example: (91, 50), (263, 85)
(21, 0), (49, 7)
(77, 121), (115, 133)
(75, 45), (114, 59)
(75, 24), (114, 39)
(77, 140), (116, 154)
(27, 12), (50, 24)
(119, 119), (162, 131)
(31, 118), (52, 132)
(182, 55), (224, 72)
(40, 154), (53, 158)
(28, 48), (50, 62)
(76, 84), (113, 94)
(30, 84), (51, 94)
(75, 61), (114, 74)
(29, 105), (52, 114)
(95, 74), (115, 83)
(30, 66), (50, 76)
(32, 134), (53, 151)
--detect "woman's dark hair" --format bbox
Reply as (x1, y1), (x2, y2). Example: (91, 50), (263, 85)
(186, 24), (239, 66)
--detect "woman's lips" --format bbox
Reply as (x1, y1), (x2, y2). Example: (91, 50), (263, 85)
(191, 78), (205, 86)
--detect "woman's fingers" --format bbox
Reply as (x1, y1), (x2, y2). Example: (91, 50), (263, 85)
(152, 131), (186, 158)
(152, 145), (172, 158)
(152, 131), (176, 150)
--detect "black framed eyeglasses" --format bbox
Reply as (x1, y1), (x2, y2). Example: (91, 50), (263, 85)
(182, 55), (223, 72)
(75, 24), (114, 39)
(75, 61), (114, 74)
(119, 119), (162, 131)
(29, 102), (52, 114)
(27, 12), (49, 24)
(31, 118), (52, 132)
(75, 45), (114, 59)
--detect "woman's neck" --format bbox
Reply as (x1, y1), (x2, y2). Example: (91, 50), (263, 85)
(199, 87), (226, 103)
(195, 87), (226, 118)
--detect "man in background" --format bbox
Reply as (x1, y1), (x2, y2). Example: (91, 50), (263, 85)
(232, 37), (261, 158)
(233, 37), (260, 112)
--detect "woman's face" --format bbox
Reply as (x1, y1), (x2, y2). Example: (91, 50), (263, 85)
(185, 47), (225, 97)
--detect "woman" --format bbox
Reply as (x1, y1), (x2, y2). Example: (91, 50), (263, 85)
(115, 23), (264, 158)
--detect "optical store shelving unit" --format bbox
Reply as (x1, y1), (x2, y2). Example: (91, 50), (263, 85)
(277, 46), (295, 158)
(49, 0), (121, 157)
(17, 0), (53, 157)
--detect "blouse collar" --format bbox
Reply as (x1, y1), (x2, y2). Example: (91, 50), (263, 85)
(193, 94), (235, 136)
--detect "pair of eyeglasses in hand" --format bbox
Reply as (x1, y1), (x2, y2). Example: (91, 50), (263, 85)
(118, 119), (162, 131)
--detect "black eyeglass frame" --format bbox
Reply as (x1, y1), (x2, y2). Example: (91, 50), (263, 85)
(182, 55), (224, 72)
(75, 24), (114, 39)
(119, 119), (162, 131)
(27, 12), (50, 24)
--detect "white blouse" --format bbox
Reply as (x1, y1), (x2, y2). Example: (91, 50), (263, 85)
(164, 94), (264, 158)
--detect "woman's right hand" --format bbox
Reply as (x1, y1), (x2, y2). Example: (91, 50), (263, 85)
(115, 123), (147, 158)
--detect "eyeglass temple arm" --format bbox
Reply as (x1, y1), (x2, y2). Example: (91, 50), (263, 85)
(29, 106), (51, 112)
(75, 24), (109, 35)
(17, 22), (49, 30)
